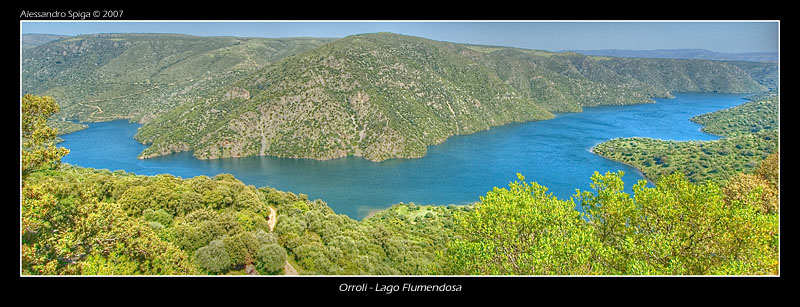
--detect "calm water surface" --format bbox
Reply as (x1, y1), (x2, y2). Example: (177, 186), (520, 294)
(60, 93), (749, 219)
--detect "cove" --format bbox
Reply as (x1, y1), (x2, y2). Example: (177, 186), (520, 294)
(59, 92), (750, 219)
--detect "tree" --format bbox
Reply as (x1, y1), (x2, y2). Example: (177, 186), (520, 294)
(438, 174), (607, 275)
(223, 231), (259, 267)
(578, 171), (778, 275)
(723, 173), (779, 214)
(754, 152), (779, 188)
(21, 174), (197, 275)
(21, 94), (69, 180)
(194, 240), (232, 274)
(256, 243), (287, 275)
(438, 171), (778, 275)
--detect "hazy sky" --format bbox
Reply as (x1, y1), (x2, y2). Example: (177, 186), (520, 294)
(20, 21), (779, 53)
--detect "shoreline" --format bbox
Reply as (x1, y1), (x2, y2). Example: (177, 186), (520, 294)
(589, 143), (659, 185)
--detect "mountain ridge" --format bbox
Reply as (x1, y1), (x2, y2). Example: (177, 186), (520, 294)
(133, 32), (767, 161)
(561, 48), (778, 63)
(22, 32), (771, 162)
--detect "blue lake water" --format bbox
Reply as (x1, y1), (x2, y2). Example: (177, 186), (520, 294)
(59, 92), (749, 219)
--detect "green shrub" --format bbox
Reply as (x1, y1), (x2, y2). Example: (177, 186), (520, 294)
(143, 208), (173, 227)
(223, 232), (259, 266)
(255, 243), (287, 275)
(195, 240), (231, 274)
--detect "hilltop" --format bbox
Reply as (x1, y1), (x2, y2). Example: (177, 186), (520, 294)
(563, 48), (778, 63)
(21, 33), (335, 123)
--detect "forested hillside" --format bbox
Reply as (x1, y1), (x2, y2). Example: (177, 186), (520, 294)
(22, 166), (465, 275)
(593, 91), (779, 184)
(563, 48), (778, 63)
(131, 32), (768, 161)
(21, 33), (334, 124)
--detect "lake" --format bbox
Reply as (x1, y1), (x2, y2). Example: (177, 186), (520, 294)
(59, 92), (749, 219)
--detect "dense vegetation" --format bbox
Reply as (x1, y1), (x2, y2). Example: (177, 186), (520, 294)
(22, 164), (778, 275)
(130, 32), (768, 161)
(266, 191), (465, 274)
(439, 169), (778, 275)
(22, 159), (778, 276)
(21, 165), (467, 275)
(593, 92), (779, 184)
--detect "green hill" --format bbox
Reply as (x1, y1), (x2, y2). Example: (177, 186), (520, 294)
(134, 33), (766, 161)
(21, 33), (335, 124)
(135, 33), (556, 161)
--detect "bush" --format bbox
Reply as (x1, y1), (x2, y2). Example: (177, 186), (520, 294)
(175, 191), (203, 217)
(195, 240), (232, 274)
(118, 186), (152, 216)
(254, 229), (278, 245)
(256, 243), (287, 275)
(755, 152), (779, 188)
(143, 208), (173, 227)
(236, 210), (269, 232)
(223, 232), (259, 267)
(723, 173), (779, 214)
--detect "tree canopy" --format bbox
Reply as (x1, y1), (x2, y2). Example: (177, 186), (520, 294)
(21, 94), (69, 180)
(439, 170), (779, 275)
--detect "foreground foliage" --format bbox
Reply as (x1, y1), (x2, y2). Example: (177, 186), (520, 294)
(439, 170), (779, 275)
(21, 164), (778, 275)
(21, 94), (70, 180)
(21, 167), (463, 275)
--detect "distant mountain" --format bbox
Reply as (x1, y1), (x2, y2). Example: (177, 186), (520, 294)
(132, 33), (767, 162)
(21, 33), (70, 49)
(562, 49), (778, 63)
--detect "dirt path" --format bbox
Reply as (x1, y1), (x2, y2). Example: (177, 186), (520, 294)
(267, 206), (277, 232)
(283, 261), (298, 275)
(267, 206), (298, 275)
